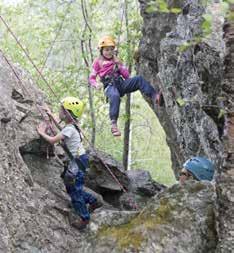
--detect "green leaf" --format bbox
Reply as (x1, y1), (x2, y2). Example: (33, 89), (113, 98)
(218, 109), (226, 119)
(176, 98), (186, 107)
(220, 2), (230, 14)
(177, 41), (191, 52)
(170, 8), (182, 14)
(202, 14), (212, 36)
(145, 5), (157, 14)
(158, 1), (169, 13)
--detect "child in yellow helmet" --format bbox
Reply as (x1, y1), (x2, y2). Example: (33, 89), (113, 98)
(37, 97), (99, 230)
(89, 36), (163, 137)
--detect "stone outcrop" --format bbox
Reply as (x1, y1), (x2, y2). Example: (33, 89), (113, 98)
(0, 53), (84, 253)
(215, 4), (234, 252)
(138, 0), (233, 252)
(138, 0), (223, 177)
(81, 181), (217, 253)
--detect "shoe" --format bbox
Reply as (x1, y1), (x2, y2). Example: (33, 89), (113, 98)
(88, 201), (102, 213)
(153, 90), (164, 107)
(68, 212), (89, 231)
(76, 219), (89, 231)
(111, 125), (121, 137)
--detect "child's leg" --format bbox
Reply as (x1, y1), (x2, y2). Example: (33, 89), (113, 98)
(105, 86), (121, 136)
(121, 75), (156, 98)
(121, 75), (163, 106)
(70, 170), (90, 221)
(105, 86), (121, 122)
(83, 191), (97, 205)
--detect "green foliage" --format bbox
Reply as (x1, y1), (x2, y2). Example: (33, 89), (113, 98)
(225, 0), (234, 3)
(145, 0), (181, 14)
(176, 98), (186, 107)
(202, 14), (213, 37)
(218, 109), (226, 119)
(177, 37), (202, 53)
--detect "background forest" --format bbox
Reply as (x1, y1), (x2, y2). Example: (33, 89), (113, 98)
(0, 0), (176, 185)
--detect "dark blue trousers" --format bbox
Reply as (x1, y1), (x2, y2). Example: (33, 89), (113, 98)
(104, 75), (156, 121)
(64, 154), (96, 221)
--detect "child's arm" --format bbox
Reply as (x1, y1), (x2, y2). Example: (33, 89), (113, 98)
(89, 58), (102, 89)
(37, 122), (63, 145)
(114, 56), (130, 79)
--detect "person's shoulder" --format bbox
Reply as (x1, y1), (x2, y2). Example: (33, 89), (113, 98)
(92, 57), (102, 69)
(62, 124), (75, 132)
(93, 56), (102, 64)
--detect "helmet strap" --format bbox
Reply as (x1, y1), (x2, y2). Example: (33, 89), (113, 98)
(62, 106), (76, 123)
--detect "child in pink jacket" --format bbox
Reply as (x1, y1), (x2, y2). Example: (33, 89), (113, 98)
(89, 36), (162, 137)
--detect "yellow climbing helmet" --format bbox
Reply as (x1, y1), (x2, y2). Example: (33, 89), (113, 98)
(61, 97), (84, 118)
(98, 36), (116, 49)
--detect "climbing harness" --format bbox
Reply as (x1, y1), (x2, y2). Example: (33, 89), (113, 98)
(0, 14), (139, 210)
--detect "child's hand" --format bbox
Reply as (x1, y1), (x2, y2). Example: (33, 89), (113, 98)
(113, 55), (122, 65)
(95, 82), (102, 90)
(40, 104), (53, 116)
(37, 122), (47, 135)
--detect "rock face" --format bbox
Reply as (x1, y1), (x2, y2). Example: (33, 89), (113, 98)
(138, 0), (233, 252)
(0, 54), (83, 252)
(81, 181), (217, 253)
(138, 0), (223, 176)
(215, 4), (234, 252)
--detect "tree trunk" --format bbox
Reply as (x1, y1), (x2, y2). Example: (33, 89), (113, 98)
(80, 0), (96, 146)
(123, 0), (132, 170)
(123, 93), (131, 170)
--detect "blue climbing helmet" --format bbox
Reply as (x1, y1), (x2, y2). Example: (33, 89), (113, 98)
(183, 157), (215, 181)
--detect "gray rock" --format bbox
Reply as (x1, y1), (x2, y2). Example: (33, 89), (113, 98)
(81, 181), (217, 253)
(138, 0), (233, 252)
(126, 169), (165, 196)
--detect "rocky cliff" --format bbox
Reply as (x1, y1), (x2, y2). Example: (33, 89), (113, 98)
(138, 0), (233, 252)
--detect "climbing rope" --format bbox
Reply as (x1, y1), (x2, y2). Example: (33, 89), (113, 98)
(0, 48), (58, 159)
(0, 15), (59, 100)
(37, 0), (73, 80)
(0, 14), (139, 209)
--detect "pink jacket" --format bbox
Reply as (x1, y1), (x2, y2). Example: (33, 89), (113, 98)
(89, 57), (129, 88)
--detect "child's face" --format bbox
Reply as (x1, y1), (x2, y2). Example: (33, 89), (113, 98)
(102, 46), (115, 59)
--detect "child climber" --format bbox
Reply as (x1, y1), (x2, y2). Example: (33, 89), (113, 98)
(89, 35), (163, 137)
(37, 97), (98, 230)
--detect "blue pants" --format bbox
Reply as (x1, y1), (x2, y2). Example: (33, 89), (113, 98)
(64, 154), (96, 221)
(104, 75), (156, 121)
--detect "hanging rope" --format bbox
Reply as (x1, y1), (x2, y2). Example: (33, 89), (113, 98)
(0, 14), (140, 207)
(0, 48), (57, 161)
(37, 0), (73, 78)
(115, 1), (125, 55)
(0, 15), (59, 100)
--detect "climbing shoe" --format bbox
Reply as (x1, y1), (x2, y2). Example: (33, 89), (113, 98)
(155, 90), (164, 107)
(152, 90), (164, 109)
(111, 125), (121, 137)
(76, 219), (89, 231)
